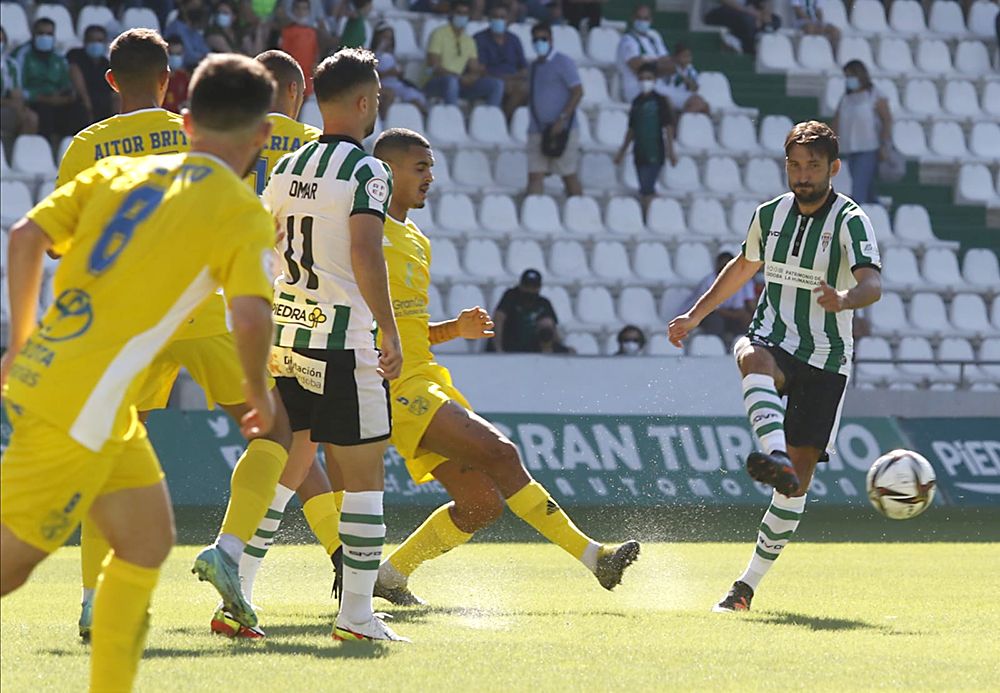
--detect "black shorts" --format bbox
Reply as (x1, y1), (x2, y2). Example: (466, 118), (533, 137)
(754, 338), (848, 451)
(274, 347), (391, 446)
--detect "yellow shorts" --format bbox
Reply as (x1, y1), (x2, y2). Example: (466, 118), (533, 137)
(390, 363), (472, 484)
(135, 332), (250, 411)
(0, 405), (164, 554)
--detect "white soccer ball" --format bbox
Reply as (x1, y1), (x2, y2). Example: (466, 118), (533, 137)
(866, 449), (937, 520)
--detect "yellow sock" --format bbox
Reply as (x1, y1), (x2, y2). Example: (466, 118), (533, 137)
(506, 481), (593, 561)
(81, 519), (112, 593)
(220, 438), (288, 542)
(302, 492), (342, 556)
(89, 554), (159, 693)
(386, 503), (473, 576)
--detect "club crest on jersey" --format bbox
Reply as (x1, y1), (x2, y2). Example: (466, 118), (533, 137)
(366, 178), (389, 203)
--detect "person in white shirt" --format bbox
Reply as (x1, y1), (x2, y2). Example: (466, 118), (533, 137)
(660, 42), (709, 116)
(616, 3), (674, 103)
(790, 0), (840, 49)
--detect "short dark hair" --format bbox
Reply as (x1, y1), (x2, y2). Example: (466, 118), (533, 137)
(84, 24), (107, 41)
(189, 54), (275, 132)
(109, 29), (169, 91)
(531, 21), (552, 39)
(313, 48), (379, 104)
(373, 128), (431, 162)
(33, 18), (55, 32)
(784, 120), (839, 162)
(167, 34), (184, 46)
(256, 49), (305, 91)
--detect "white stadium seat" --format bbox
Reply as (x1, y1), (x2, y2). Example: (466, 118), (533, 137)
(981, 338), (1000, 382)
(429, 148), (452, 189)
(729, 199), (758, 237)
(893, 120), (929, 159)
(889, 0), (927, 35)
(922, 247), (967, 289)
(894, 205), (940, 246)
(851, 0), (890, 34)
(864, 204), (895, 244)
(76, 5), (117, 38)
(968, 1), (1000, 39)
(0, 146), (11, 179)
(797, 35), (836, 72)
(950, 294), (993, 336)
(0, 180), (33, 228)
(493, 150), (527, 192)
(427, 105), (468, 145)
(872, 77), (903, 114)
(57, 135), (73, 162)
(954, 41), (992, 77)
(869, 292), (909, 336)
(646, 198), (687, 239)
(35, 179), (55, 204)
(585, 26), (619, 65)
(446, 284), (486, 320)
(506, 240), (546, 278)
(719, 114), (760, 155)
(963, 249), (1000, 288)
(969, 123), (1000, 161)
(509, 106), (529, 144)
(661, 156), (701, 192)
(688, 334), (726, 356)
(605, 196), (646, 237)
(1, 2), (31, 46)
(902, 79), (940, 117)
(744, 158), (784, 197)
(427, 284), (446, 321)
(591, 241), (632, 282)
(908, 293), (952, 336)
(823, 76), (845, 116)
(11, 135), (56, 178)
(943, 80), (982, 119)
(546, 286), (578, 325)
(595, 109), (628, 148)
(468, 105), (511, 147)
(855, 337), (896, 383)
(408, 199), (433, 230)
(688, 198), (730, 238)
(757, 34), (797, 72)
(550, 240), (589, 280)
(837, 36), (876, 69)
(579, 153), (618, 192)
(563, 196), (604, 237)
(676, 113), (717, 153)
(452, 149), (493, 190)
(437, 193), (476, 234)
(618, 287), (660, 327)
(937, 337), (976, 383)
(759, 114), (794, 155)
(929, 121), (969, 159)
(552, 25), (586, 63)
(698, 72), (740, 113)
(509, 22), (536, 60)
(521, 195), (564, 235)
(429, 238), (464, 280)
(877, 37), (916, 76)
(579, 67), (610, 109)
(479, 194), (519, 235)
(575, 114), (596, 147)
(387, 18), (420, 59)
(915, 39), (953, 75)
(660, 287), (692, 321)
(674, 242), (713, 283)
(928, 0), (967, 36)
(299, 100), (321, 129)
(881, 247), (922, 288)
(634, 242), (676, 282)
(463, 239), (507, 281)
(121, 7), (160, 31)
(648, 333), (683, 356)
(564, 332), (599, 355)
(992, 297), (1000, 331)
(897, 336), (939, 378)
(35, 3), (77, 50)
(704, 156), (743, 195)
(577, 286), (616, 326)
(957, 164), (998, 205)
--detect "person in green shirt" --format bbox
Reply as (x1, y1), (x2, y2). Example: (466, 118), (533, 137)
(1, 25), (38, 154)
(336, 0), (372, 49)
(18, 18), (84, 143)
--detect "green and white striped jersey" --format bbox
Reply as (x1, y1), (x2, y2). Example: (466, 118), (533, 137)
(263, 134), (393, 351)
(741, 189), (881, 376)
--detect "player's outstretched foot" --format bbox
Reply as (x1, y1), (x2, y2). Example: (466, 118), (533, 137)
(78, 599), (93, 643)
(191, 546), (258, 629)
(746, 450), (800, 496)
(332, 613), (410, 642)
(210, 608), (266, 639)
(373, 578), (427, 606)
(712, 580), (754, 613)
(330, 547), (343, 603)
(595, 540), (641, 590)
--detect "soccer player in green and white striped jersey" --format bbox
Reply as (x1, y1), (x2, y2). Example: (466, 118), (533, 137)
(669, 121), (882, 612)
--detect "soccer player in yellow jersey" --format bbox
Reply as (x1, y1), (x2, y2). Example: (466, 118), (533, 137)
(0, 54), (278, 693)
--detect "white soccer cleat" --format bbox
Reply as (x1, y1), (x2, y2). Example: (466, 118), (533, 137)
(332, 612), (411, 642)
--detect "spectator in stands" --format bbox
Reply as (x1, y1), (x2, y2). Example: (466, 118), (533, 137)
(661, 43), (709, 116)
(0, 26), (38, 154)
(425, 1), (504, 108)
(67, 25), (115, 125)
(526, 22), (583, 197)
(18, 18), (84, 144)
(163, 36), (191, 113)
(335, 0), (373, 49)
(492, 269), (559, 353)
(832, 59), (892, 205)
(411, 0), (485, 16)
(615, 325), (647, 356)
(372, 23), (427, 117)
(281, 0), (327, 96)
(617, 4), (673, 104)
(704, 0), (781, 56)
(689, 251), (756, 345)
(204, 1), (252, 55)
(535, 315), (574, 354)
(790, 0), (840, 49)
(563, 0), (609, 30)
(474, 3), (528, 120)
(166, 0), (213, 68)
(614, 63), (675, 218)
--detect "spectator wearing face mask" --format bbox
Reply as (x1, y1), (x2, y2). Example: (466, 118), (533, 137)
(614, 63), (675, 219)
(535, 315), (574, 354)
(491, 269), (559, 353)
(615, 325), (647, 356)
(832, 59), (892, 204)
(163, 35), (191, 113)
(616, 4), (674, 104)
(0, 25), (39, 154)
(281, 0), (326, 95)
(18, 18), (84, 143)
(67, 25), (115, 124)
(425, 1), (504, 108)
(165, 0), (213, 68)
(474, 3), (528, 120)
(371, 23), (427, 116)
(204, 1), (247, 54)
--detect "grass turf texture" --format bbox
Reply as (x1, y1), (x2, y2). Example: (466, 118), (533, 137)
(2, 532), (998, 691)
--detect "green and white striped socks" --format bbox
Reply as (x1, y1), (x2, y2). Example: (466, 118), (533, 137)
(738, 491), (806, 590)
(339, 491), (385, 625)
(742, 373), (787, 454)
(239, 484), (294, 603)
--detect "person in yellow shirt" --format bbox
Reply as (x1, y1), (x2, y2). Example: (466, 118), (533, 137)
(0, 54), (278, 693)
(424, 0), (503, 107)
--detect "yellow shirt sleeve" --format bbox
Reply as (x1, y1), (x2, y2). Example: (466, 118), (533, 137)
(28, 160), (110, 249)
(56, 136), (92, 188)
(428, 26), (445, 57)
(214, 205), (276, 304)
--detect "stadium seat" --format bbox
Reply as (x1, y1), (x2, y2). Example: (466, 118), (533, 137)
(617, 287), (659, 327)
(893, 204), (941, 247)
(659, 286), (691, 321)
(521, 195), (563, 236)
(922, 248), (967, 289)
(930, 120), (970, 159)
(645, 198), (687, 239)
(579, 152), (618, 192)
(509, 107), (529, 144)
(855, 337), (896, 383)
(661, 156), (701, 192)
(950, 294), (993, 336)
(35, 178), (55, 204)
(757, 34), (797, 72)
(869, 292), (909, 336)
(962, 249), (1000, 288)
(429, 148), (452, 190)
(864, 204), (895, 244)
(822, 76), (845, 116)
(585, 26), (619, 65)
(437, 193), (477, 234)
(744, 158), (783, 197)
(897, 336), (939, 378)
(676, 113), (717, 153)
(1, 2), (31, 46)
(563, 196), (603, 238)
(719, 114), (760, 155)
(0, 146), (10, 180)
(704, 157), (743, 195)
(881, 247), (922, 288)
(759, 114), (794, 155)
(0, 180), (32, 228)
(468, 105), (511, 147)
(969, 123), (1000, 161)
(915, 39), (953, 75)
(506, 239), (546, 278)
(850, 0), (889, 33)
(409, 199), (433, 230)
(873, 77), (903, 114)
(957, 164), (998, 204)
(11, 135), (56, 178)
(605, 196), (646, 237)
(509, 22), (535, 60)
(928, 0), (967, 36)
(729, 199), (758, 237)
(427, 105), (468, 146)
(549, 240), (589, 280)
(576, 114), (596, 148)
(446, 283), (486, 320)
(892, 120), (929, 159)
(981, 338), (1000, 382)
(387, 18), (420, 59)
(688, 198), (730, 238)
(698, 72), (741, 114)
(595, 109), (627, 148)
(564, 332), (599, 355)
(121, 7), (160, 31)
(674, 242), (713, 283)
(76, 5), (117, 38)
(797, 35), (837, 73)
(647, 333), (683, 356)
(299, 99), (321, 129)
(479, 194), (519, 235)
(968, 1), (1000, 38)
(552, 24), (586, 63)
(385, 102), (424, 133)
(591, 241), (632, 282)
(56, 135), (74, 163)
(992, 297), (1000, 331)
(634, 241), (676, 283)
(430, 238), (464, 280)
(493, 150), (527, 192)
(688, 334), (726, 356)
(463, 238), (507, 281)
(579, 67), (611, 109)
(576, 286), (616, 326)
(877, 37), (916, 76)
(837, 36), (876, 69)
(538, 285), (575, 327)
(452, 149), (493, 190)
(943, 80), (982, 119)
(954, 41), (992, 77)
(937, 337), (976, 384)
(902, 79), (941, 117)
(888, 0), (928, 35)
(34, 3), (77, 50)
(908, 292), (952, 336)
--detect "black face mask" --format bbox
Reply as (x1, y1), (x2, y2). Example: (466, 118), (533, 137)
(537, 327), (555, 342)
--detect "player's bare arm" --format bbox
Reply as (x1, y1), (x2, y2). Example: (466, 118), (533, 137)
(814, 267), (882, 313)
(0, 219), (53, 386)
(350, 212), (402, 380)
(668, 254), (763, 347)
(429, 307), (495, 344)
(229, 295), (277, 438)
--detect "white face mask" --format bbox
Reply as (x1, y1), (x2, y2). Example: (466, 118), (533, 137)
(639, 79), (655, 94)
(621, 340), (642, 355)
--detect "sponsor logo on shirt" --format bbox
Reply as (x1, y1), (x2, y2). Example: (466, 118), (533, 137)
(38, 289), (93, 342)
(273, 298), (329, 330)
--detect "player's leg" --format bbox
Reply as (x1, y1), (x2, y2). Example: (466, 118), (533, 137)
(0, 526), (48, 596)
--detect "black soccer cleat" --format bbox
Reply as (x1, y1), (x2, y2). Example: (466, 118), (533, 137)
(746, 450), (800, 496)
(712, 580), (754, 613)
(330, 547), (343, 603)
(595, 540), (641, 591)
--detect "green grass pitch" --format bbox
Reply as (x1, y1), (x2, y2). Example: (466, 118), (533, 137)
(2, 537), (998, 691)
